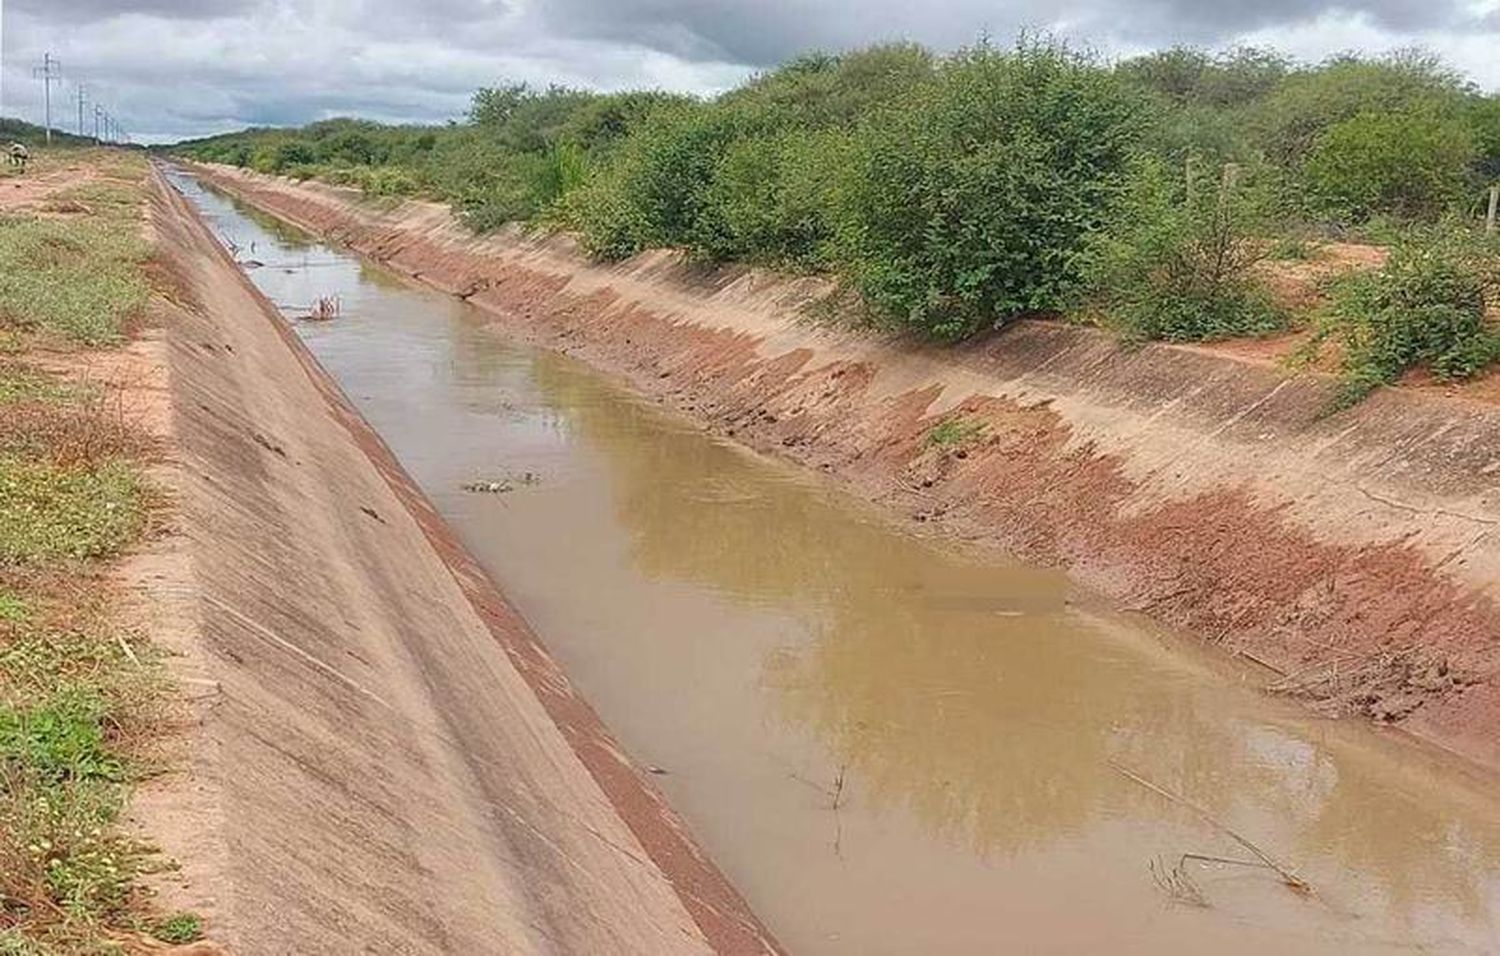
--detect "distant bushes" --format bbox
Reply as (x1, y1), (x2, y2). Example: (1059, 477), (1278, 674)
(173, 38), (1500, 396)
(1303, 112), (1475, 222)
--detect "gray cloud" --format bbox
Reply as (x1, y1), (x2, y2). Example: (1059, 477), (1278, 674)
(2, 0), (1497, 142)
(534, 0), (1475, 66)
(10, 0), (254, 22)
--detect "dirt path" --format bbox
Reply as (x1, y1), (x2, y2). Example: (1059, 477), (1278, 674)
(146, 167), (780, 953)
(186, 163), (1500, 780)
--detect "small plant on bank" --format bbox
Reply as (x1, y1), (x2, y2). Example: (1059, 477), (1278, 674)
(1308, 225), (1500, 406)
(927, 417), (986, 447)
(151, 912), (205, 944)
(0, 591), (29, 625)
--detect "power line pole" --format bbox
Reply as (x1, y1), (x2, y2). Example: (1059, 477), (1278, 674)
(32, 53), (63, 146)
(77, 83), (89, 138)
(0, 0), (6, 122)
(94, 104), (103, 144)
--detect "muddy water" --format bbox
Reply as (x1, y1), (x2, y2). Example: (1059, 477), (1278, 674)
(171, 171), (1500, 955)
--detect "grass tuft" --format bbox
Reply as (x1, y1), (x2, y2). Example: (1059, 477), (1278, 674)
(151, 912), (204, 944)
(0, 459), (145, 565)
(0, 208), (151, 346)
(927, 417), (986, 447)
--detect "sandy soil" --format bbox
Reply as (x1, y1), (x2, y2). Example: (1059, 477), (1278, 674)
(145, 169), (780, 953)
(188, 163), (1500, 781)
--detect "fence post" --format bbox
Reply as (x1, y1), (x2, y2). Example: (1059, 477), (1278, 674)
(1487, 184), (1498, 235)
(1220, 162), (1241, 195)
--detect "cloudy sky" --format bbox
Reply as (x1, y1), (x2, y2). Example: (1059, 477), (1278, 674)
(4, 0), (1500, 142)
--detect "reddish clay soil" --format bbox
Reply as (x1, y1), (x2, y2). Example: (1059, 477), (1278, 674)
(189, 164), (1500, 781)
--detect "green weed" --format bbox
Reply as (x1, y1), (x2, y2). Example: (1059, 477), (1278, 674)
(0, 591), (30, 625)
(0, 690), (123, 784)
(0, 930), (45, 955)
(0, 458), (145, 565)
(151, 913), (204, 944)
(49, 182), (144, 222)
(0, 216), (151, 345)
(0, 365), (88, 406)
(927, 418), (986, 447)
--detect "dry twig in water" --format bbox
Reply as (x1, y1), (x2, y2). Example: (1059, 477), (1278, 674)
(1110, 760), (1312, 895)
(1149, 856), (1208, 907)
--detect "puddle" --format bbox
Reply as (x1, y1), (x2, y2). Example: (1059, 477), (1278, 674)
(171, 170), (1500, 955)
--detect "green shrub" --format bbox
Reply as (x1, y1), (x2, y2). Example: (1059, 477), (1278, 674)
(470, 83), (597, 153)
(1303, 111), (1475, 222)
(557, 91), (691, 155)
(1116, 46), (1291, 108)
(565, 101), (741, 257)
(351, 165), (422, 197)
(720, 43), (934, 131)
(1315, 226), (1499, 404)
(1077, 156), (1285, 341)
(271, 141), (316, 171)
(833, 40), (1145, 339)
(691, 128), (850, 267)
(1468, 96), (1500, 183)
(531, 141), (589, 209)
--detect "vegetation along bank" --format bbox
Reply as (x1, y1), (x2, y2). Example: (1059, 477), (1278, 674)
(0, 149), (206, 951)
(175, 40), (1500, 405)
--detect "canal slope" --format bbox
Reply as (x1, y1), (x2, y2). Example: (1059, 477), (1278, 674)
(145, 166), (780, 953)
(185, 162), (1500, 776)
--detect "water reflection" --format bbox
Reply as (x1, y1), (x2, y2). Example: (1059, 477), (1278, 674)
(528, 348), (1500, 945)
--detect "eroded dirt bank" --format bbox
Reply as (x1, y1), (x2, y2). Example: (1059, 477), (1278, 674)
(147, 166), (780, 953)
(188, 163), (1500, 776)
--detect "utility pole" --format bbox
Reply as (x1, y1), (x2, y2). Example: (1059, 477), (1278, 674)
(32, 53), (62, 146)
(0, 0), (6, 122)
(77, 83), (88, 138)
(94, 104), (103, 144)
